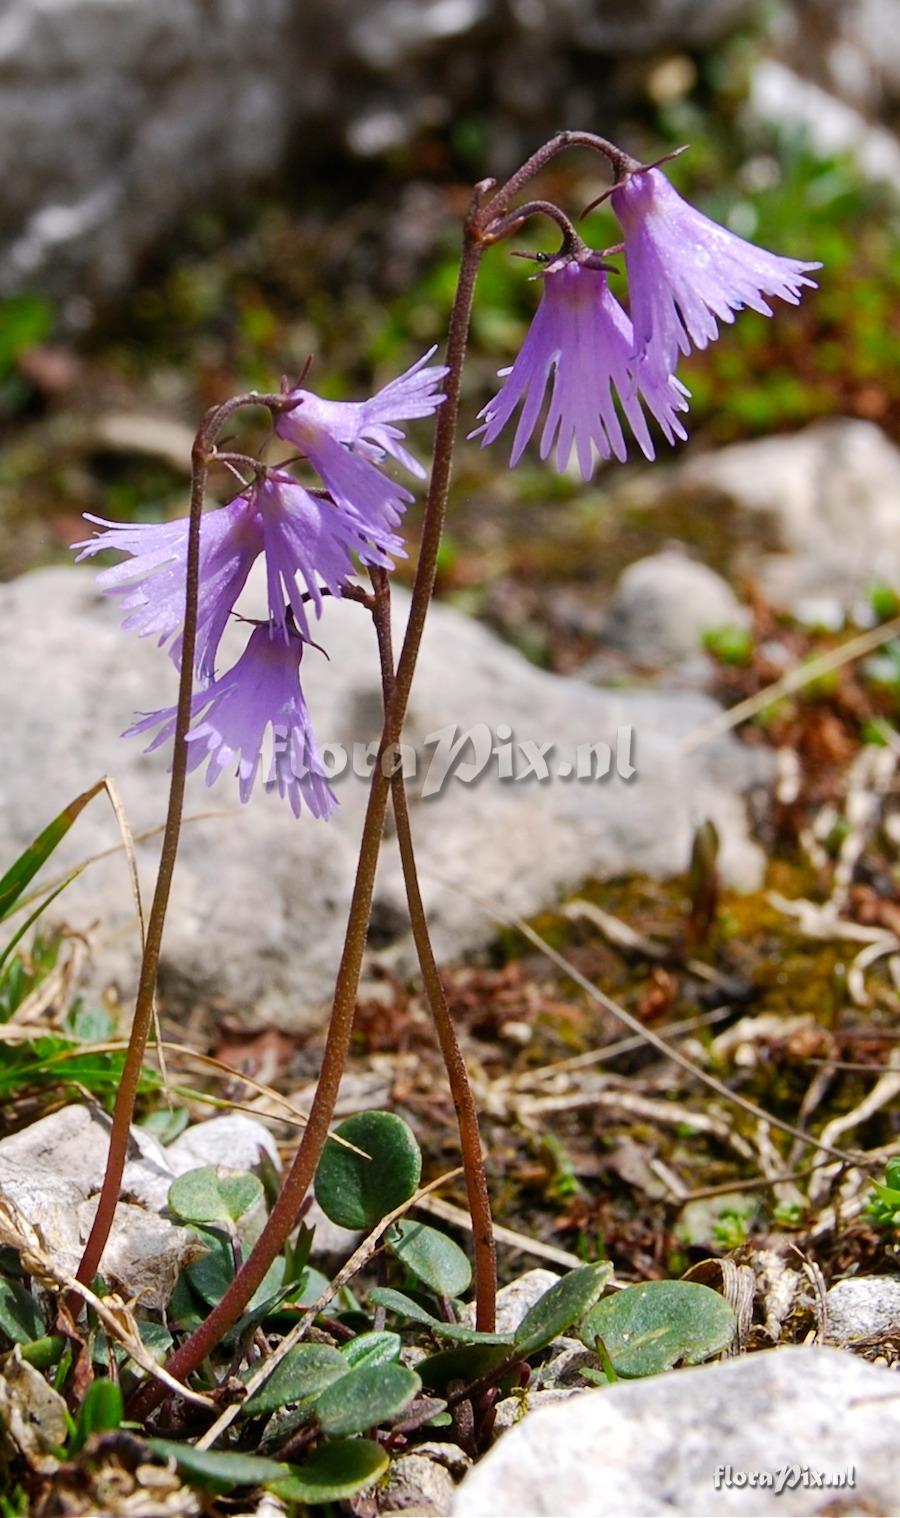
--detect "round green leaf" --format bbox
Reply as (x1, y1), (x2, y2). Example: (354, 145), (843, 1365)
(579, 1280), (736, 1378)
(386, 1221), (472, 1298)
(218, 1172), (264, 1222)
(168, 1167), (231, 1225)
(20, 1334), (66, 1370)
(340, 1331), (402, 1370)
(148, 1440), (286, 1490)
(513, 1263), (612, 1358)
(168, 1166), (262, 1227)
(243, 1344), (348, 1417)
(367, 1286), (441, 1329)
(314, 1362), (420, 1437)
(314, 1111), (421, 1229)
(270, 1439), (388, 1504)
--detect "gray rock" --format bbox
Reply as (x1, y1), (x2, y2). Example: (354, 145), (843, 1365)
(517, 0), (755, 56)
(745, 2), (900, 192)
(774, 0), (900, 121)
(749, 61), (900, 187)
(0, 0), (306, 299)
(91, 413), (195, 476)
(600, 549), (747, 669)
(0, 566), (768, 1030)
(347, 0), (491, 70)
(0, 0), (757, 301)
(165, 1114), (281, 1178)
(382, 1453), (457, 1515)
(452, 1346), (899, 1517)
(0, 1347), (69, 1473)
(0, 1102), (176, 1213)
(530, 1334), (597, 1389)
(84, 1197), (199, 1310)
(411, 1443), (472, 1478)
(670, 418), (900, 608)
(0, 1106), (304, 1303)
(493, 1387), (581, 1432)
(826, 1276), (900, 1344)
(0, 1106), (200, 1307)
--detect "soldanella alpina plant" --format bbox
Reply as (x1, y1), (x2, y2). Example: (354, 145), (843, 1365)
(70, 130), (818, 1421)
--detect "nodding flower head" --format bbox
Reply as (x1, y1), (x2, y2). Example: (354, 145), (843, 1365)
(73, 498), (265, 683)
(127, 621), (337, 820)
(276, 349), (447, 531)
(74, 470), (404, 682)
(472, 255), (689, 480)
(75, 349), (448, 820)
(611, 165), (820, 383)
(253, 470), (403, 643)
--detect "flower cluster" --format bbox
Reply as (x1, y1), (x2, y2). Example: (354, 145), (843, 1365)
(74, 351), (447, 817)
(76, 147), (820, 818)
(475, 164), (819, 479)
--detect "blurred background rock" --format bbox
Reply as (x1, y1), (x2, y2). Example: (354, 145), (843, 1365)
(2, 0), (898, 302)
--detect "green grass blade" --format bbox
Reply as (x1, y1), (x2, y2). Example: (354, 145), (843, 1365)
(0, 781), (105, 922)
(0, 872), (81, 985)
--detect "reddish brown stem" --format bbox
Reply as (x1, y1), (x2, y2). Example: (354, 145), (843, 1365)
(483, 199), (581, 248)
(484, 129), (639, 219)
(369, 569), (497, 1331)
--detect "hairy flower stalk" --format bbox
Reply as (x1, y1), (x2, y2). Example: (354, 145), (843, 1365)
(368, 568), (497, 1331)
(73, 128), (817, 1419)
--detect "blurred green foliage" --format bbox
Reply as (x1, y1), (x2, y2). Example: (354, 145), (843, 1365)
(0, 296), (52, 382)
(0, 294), (53, 420)
(703, 624), (755, 666)
(867, 1157), (900, 1232)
